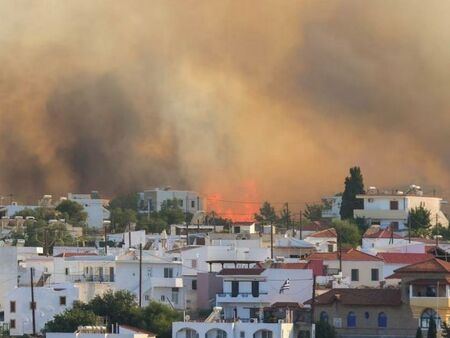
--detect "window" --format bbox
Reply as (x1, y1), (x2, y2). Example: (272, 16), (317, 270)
(351, 269), (359, 281)
(145, 295), (149, 301)
(390, 200), (399, 210)
(59, 296), (66, 306)
(261, 330), (273, 338)
(65, 268), (69, 275)
(164, 268), (173, 278)
(191, 260), (197, 269)
(179, 199), (183, 207)
(192, 280), (197, 290)
(161, 295), (166, 301)
(171, 288), (179, 304)
(320, 311), (329, 323)
(240, 332), (245, 338)
(328, 244), (334, 252)
(252, 281), (260, 297)
(10, 319), (15, 329)
(347, 312), (356, 328)
(378, 312), (387, 328)
(85, 267), (89, 274)
(191, 200), (195, 208)
(368, 198), (374, 203)
(371, 269), (379, 281)
(231, 281), (239, 297)
(10, 301), (15, 313)
(421, 308), (441, 328)
(185, 329), (198, 338)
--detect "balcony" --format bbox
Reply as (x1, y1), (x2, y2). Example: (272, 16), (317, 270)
(67, 274), (114, 283)
(353, 209), (408, 220)
(150, 277), (183, 288)
(216, 292), (269, 304)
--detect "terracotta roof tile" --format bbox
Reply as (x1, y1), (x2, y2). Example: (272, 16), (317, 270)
(308, 228), (337, 238)
(393, 258), (450, 274)
(218, 268), (265, 276)
(363, 228), (403, 239)
(307, 249), (382, 262)
(308, 288), (402, 306)
(376, 252), (433, 264)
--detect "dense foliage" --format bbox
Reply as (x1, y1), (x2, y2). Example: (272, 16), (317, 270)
(333, 219), (362, 248)
(340, 166), (364, 220)
(315, 320), (337, 338)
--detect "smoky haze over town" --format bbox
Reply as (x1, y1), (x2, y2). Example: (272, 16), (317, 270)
(0, 1), (449, 205)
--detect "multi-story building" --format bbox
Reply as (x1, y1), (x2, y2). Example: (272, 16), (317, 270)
(304, 228), (337, 253)
(5, 283), (79, 336)
(67, 192), (110, 228)
(115, 251), (184, 309)
(138, 188), (204, 214)
(216, 267), (313, 321)
(321, 195), (342, 220)
(353, 185), (448, 232)
(307, 249), (384, 287)
(389, 257), (450, 333)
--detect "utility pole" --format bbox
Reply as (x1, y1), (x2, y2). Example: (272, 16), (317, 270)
(44, 228), (48, 257)
(128, 223), (132, 248)
(104, 223), (108, 255)
(338, 231), (342, 273)
(30, 267), (36, 336)
(407, 214), (411, 243)
(186, 222), (189, 246)
(139, 243), (142, 307)
(299, 210), (303, 240)
(270, 223), (274, 260)
(311, 274), (316, 336)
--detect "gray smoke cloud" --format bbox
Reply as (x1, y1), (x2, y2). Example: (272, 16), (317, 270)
(0, 1), (449, 209)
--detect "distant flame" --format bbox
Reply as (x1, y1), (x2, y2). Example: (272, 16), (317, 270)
(206, 180), (260, 222)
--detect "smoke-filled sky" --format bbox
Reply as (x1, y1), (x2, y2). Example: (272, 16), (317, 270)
(1, 1), (449, 212)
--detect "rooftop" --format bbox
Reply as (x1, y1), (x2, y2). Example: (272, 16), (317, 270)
(307, 249), (382, 262)
(308, 288), (402, 306)
(218, 268), (265, 276)
(363, 228), (403, 239)
(376, 252), (433, 265)
(307, 228), (337, 238)
(392, 258), (450, 275)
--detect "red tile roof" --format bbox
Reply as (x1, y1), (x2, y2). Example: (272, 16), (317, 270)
(271, 262), (308, 269)
(376, 252), (433, 264)
(308, 288), (402, 306)
(218, 268), (265, 276)
(308, 228), (337, 238)
(301, 221), (331, 232)
(54, 252), (98, 257)
(307, 249), (382, 262)
(363, 228), (403, 239)
(393, 258), (450, 274)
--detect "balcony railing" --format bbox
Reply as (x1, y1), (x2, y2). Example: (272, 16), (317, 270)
(67, 274), (114, 283)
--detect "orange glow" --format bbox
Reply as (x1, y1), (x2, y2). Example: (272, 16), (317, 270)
(206, 180), (260, 222)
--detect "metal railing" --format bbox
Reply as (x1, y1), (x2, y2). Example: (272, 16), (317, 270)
(67, 274), (114, 283)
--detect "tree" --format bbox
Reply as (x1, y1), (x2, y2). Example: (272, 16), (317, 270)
(137, 213), (169, 234)
(410, 204), (432, 237)
(22, 219), (75, 252)
(303, 203), (323, 222)
(279, 203), (292, 228)
(340, 166), (364, 220)
(45, 307), (97, 332)
(140, 301), (182, 338)
(333, 220), (361, 248)
(109, 192), (139, 211)
(111, 208), (137, 232)
(159, 198), (186, 225)
(254, 202), (278, 224)
(416, 327), (423, 338)
(88, 290), (138, 325)
(428, 316), (437, 338)
(56, 200), (87, 226)
(315, 320), (337, 338)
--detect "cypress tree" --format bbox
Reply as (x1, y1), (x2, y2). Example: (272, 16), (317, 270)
(427, 317), (437, 338)
(340, 166), (365, 220)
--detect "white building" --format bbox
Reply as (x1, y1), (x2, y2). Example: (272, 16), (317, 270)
(115, 251), (184, 309)
(304, 229), (337, 253)
(0, 247), (18, 320)
(321, 195), (342, 220)
(67, 193), (110, 228)
(353, 185), (448, 232)
(138, 188), (204, 214)
(173, 321), (295, 338)
(216, 268), (313, 321)
(5, 283), (79, 336)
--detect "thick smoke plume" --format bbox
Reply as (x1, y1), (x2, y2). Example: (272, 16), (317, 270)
(0, 1), (449, 210)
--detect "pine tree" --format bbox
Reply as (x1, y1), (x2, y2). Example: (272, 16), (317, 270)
(340, 166), (364, 220)
(428, 317), (437, 338)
